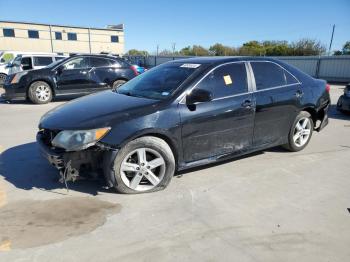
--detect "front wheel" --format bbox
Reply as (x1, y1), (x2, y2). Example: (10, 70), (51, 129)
(28, 81), (53, 104)
(112, 136), (175, 194)
(112, 80), (126, 90)
(283, 111), (314, 152)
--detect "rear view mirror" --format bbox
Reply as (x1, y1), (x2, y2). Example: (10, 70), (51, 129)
(186, 89), (213, 105)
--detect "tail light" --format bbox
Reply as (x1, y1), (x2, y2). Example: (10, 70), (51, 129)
(326, 83), (331, 93)
(130, 65), (139, 76)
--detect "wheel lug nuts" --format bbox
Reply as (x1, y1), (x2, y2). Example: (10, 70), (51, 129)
(141, 163), (145, 166)
(147, 166), (150, 169)
(136, 167), (140, 170)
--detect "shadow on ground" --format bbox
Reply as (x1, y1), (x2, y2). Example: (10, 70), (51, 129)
(0, 94), (80, 105)
(0, 142), (114, 195)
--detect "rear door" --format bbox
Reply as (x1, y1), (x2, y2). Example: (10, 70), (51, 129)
(56, 56), (92, 92)
(88, 57), (114, 90)
(179, 62), (255, 162)
(249, 61), (301, 146)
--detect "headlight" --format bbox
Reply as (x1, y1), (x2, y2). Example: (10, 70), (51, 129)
(52, 127), (110, 151)
(11, 71), (28, 84)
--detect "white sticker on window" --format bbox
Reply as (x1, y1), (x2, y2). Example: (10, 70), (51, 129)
(180, 63), (201, 68)
(223, 75), (233, 85)
(161, 92), (170, 96)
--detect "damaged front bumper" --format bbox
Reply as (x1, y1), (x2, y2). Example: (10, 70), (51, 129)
(36, 131), (119, 188)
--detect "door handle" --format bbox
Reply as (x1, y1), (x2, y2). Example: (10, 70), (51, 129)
(241, 99), (252, 108)
(295, 90), (304, 98)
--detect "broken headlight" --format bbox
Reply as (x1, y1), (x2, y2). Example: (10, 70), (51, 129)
(52, 127), (110, 151)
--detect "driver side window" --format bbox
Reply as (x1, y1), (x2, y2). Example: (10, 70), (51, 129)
(63, 57), (90, 70)
(196, 63), (248, 99)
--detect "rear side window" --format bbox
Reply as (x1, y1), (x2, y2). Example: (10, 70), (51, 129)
(90, 57), (111, 67)
(196, 63), (248, 99)
(251, 62), (286, 90)
(33, 56), (53, 66)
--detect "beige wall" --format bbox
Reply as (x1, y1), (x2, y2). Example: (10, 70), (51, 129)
(0, 22), (124, 55)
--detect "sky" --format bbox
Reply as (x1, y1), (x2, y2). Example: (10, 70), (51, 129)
(0, 0), (349, 54)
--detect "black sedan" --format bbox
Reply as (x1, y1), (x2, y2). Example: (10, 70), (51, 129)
(337, 83), (350, 113)
(3, 54), (138, 104)
(37, 57), (330, 194)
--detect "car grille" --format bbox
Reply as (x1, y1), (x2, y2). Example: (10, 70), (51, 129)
(40, 129), (61, 147)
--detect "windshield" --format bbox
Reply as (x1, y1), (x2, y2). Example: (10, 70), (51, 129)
(117, 63), (202, 100)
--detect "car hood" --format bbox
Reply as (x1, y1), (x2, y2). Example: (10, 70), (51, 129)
(39, 91), (161, 130)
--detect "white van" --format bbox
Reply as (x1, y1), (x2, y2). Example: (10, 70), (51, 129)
(0, 53), (66, 86)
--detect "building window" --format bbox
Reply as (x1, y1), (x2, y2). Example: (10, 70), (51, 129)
(67, 32), (77, 41)
(55, 32), (62, 40)
(3, 28), (15, 37)
(111, 35), (119, 43)
(28, 30), (39, 39)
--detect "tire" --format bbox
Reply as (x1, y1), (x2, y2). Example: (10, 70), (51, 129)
(0, 73), (7, 87)
(112, 80), (126, 90)
(283, 111), (314, 152)
(28, 81), (53, 104)
(112, 136), (175, 194)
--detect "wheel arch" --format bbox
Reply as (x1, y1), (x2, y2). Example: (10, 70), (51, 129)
(26, 79), (56, 98)
(301, 106), (318, 124)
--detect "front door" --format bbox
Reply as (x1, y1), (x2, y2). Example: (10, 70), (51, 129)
(179, 62), (255, 163)
(56, 56), (92, 92)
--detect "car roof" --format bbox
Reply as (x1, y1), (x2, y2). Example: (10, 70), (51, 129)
(170, 56), (281, 66)
(71, 54), (121, 60)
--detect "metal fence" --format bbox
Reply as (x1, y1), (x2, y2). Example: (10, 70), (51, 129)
(125, 55), (350, 83)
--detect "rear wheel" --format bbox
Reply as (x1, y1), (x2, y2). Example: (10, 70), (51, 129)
(283, 111), (314, 152)
(112, 136), (175, 194)
(28, 81), (53, 104)
(112, 80), (126, 90)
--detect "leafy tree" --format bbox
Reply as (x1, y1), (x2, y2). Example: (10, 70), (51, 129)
(289, 39), (326, 56)
(238, 41), (266, 56)
(179, 45), (209, 56)
(127, 49), (149, 56)
(209, 43), (237, 56)
(333, 50), (342, 56)
(263, 41), (292, 56)
(342, 41), (350, 55)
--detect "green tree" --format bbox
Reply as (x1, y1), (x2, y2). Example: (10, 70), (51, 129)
(342, 41), (350, 55)
(238, 41), (266, 56)
(127, 49), (149, 56)
(290, 39), (326, 56)
(209, 43), (237, 56)
(179, 45), (209, 56)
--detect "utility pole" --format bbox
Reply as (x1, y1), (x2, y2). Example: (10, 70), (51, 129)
(49, 25), (54, 53)
(328, 24), (335, 56)
(156, 44), (159, 56)
(88, 28), (92, 54)
(172, 43), (176, 56)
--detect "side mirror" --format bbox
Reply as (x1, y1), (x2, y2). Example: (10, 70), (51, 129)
(186, 89), (213, 105)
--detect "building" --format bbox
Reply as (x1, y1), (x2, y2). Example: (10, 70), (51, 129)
(0, 20), (124, 55)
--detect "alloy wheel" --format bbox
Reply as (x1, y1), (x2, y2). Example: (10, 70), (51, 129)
(293, 117), (311, 147)
(120, 148), (166, 191)
(35, 85), (51, 102)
